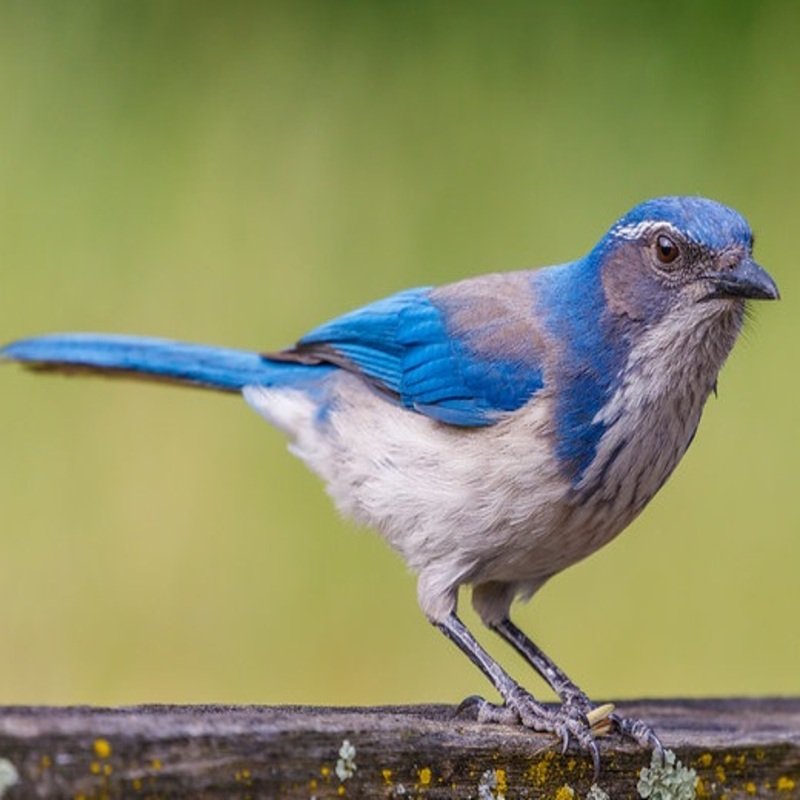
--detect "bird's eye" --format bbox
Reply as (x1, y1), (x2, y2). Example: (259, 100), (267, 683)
(655, 234), (679, 265)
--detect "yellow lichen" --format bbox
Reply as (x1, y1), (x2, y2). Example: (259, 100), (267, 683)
(745, 781), (757, 795)
(93, 738), (112, 759)
(234, 769), (253, 785)
(777, 776), (797, 792)
(527, 751), (555, 785)
(554, 785), (576, 800)
(695, 778), (712, 799)
(89, 762), (101, 775)
(131, 778), (142, 791)
(320, 765), (331, 779)
(150, 758), (163, 771)
(495, 768), (507, 795)
(419, 767), (432, 785)
(337, 785), (346, 797)
(715, 765), (727, 784)
(697, 753), (713, 768)
(381, 768), (393, 785)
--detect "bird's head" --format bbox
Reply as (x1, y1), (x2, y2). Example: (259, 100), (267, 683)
(595, 196), (779, 323)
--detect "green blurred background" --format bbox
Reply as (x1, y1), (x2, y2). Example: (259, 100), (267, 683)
(0, 2), (797, 707)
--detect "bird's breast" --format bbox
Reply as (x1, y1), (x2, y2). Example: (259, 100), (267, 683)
(565, 303), (744, 552)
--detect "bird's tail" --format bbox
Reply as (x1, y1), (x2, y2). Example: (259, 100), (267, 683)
(0, 332), (317, 393)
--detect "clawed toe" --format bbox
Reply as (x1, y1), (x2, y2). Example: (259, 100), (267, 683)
(610, 712), (664, 760)
(549, 702), (601, 779)
(454, 695), (520, 725)
(454, 694), (520, 725)
(476, 699), (521, 725)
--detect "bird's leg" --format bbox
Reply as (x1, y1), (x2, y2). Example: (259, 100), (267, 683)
(491, 617), (664, 758)
(435, 612), (600, 775)
(491, 618), (592, 710)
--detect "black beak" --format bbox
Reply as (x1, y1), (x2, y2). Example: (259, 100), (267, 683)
(704, 257), (780, 301)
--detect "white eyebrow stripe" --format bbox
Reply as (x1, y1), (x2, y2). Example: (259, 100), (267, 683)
(612, 220), (683, 241)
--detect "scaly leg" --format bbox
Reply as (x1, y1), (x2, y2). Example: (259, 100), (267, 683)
(436, 612), (601, 775)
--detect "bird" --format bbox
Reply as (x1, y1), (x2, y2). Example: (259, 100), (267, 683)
(1, 195), (779, 773)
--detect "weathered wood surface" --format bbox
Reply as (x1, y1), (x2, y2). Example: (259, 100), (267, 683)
(0, 699), (797, 798)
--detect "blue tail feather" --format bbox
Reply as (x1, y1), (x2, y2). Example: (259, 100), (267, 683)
(0, 333), (324, 393)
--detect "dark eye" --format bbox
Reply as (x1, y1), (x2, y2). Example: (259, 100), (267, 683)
(655, 234), (679, 265)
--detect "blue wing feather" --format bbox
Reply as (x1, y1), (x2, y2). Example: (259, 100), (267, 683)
(294, 281), (545, 426)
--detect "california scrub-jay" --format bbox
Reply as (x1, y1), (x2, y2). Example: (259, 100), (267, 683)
(1, 196), (779, 771)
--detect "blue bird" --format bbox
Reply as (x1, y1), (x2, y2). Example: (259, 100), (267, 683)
(1, 196), (779, 772)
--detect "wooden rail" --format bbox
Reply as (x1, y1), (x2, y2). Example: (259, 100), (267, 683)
(0, 699), (797, 798)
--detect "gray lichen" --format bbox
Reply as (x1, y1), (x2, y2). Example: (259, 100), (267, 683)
(0, 759), (19, 799)
(637, 749), (697, 800)
(586, 784), (611, 800)
(335, 738), (357, 782)
(477, 768), (506, 800)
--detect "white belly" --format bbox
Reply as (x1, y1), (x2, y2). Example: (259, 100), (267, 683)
(242, 301), (742, 621)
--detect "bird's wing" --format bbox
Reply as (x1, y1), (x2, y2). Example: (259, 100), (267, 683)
(273, 277), (545, 427)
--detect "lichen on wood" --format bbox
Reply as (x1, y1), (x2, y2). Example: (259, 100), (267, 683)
(0, 699), (797, 798)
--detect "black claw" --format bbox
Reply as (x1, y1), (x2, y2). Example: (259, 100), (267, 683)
(588, 740), (601, 783)
(454, 694), (486, 719)
(650, 734), (666, 765)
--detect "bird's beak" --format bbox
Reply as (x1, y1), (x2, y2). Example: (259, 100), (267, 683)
(703, 257), (780, 301)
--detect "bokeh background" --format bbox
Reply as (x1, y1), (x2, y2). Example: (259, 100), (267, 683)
(0, 2), (797, 707)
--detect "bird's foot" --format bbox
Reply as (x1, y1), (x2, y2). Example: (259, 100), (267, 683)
(609, 712), (665, 763)
(456, 694), (661, 778)
(456, 689), (602, 777)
